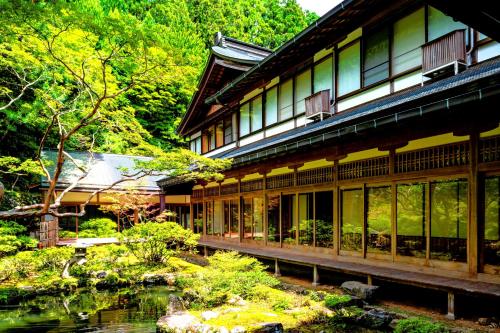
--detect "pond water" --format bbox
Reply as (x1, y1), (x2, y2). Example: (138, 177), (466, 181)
(0, 285), (174, 332)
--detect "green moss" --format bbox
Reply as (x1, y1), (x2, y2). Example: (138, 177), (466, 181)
(324, 294), (352, 309)
(394, 317), (450, 333)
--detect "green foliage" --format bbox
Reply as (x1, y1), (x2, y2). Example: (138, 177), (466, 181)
(78, 218), (118, 238)
(122, 221), (198, 264)
(182, 251), (279, 309)
(58, 230), (77, 239)
(0, 220), (38, 257)
(324, 294), (352, 309)
(250, 284), (294, 312)
(394, 317), (450, 333)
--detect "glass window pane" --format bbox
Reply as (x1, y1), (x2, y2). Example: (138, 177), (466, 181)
(243, 197), (252, 239)
(295, 69), (311, 115)
(298, 193), (314, 246)
(367, 186), (391, 254)
(430, 180), (467, 262)
(213, 200), (222, 236)
(282, 194), (296, 244)
(216, 122), (224, 148)
(224, 117), (232, 144)
(267, 195), (280, 243)
(253, 197), (264, 240)
(195, 137), (201, 154)
(397, 183), (426, 258)
(485, 177), (500, 266)
(338, 41), (361, 96)
(239, 103), (250, 137)
(206, 201), (213, 235)
(279, 79), (293, 120)
(223, 200), (230, 238)
(392, 8), (425, 75)
(265, 86), (278, 126)
(315, 191), (333, 248)
(428, 6), (467, 42)
(363, 27), (389, 86)
(314, 57), (333, 94)
(341, 189), (363, 251)
(230, 199), (239, 238)
(194, 203), (203, 234)
(251, 96), (263, 132)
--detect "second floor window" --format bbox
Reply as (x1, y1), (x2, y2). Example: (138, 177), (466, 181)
(392, 8), (425, 75)
(338, 41), (361, 96)
(239, 96), (262, 137)
(295, 69), (311, 115)
(363, 27), (389, 86)
(190, 136), (202, 154)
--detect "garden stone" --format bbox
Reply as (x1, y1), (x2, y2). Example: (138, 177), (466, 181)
(95, 271), (107, 279)
(478, 317), (491, 326)
(218, 327), (229, 333)
(341, 281), (379, 300)
(165, 273), (176, 286)
(253, 323), (284, 333)
(201, 310), (219, 321)
(231, 326), (246, 333)
(389, 319), (400, 330)
(357, 308), (393, 329)
(157, 295), (200, 333)
(19, 285), (35, 292)
(228, 295), (246, 306)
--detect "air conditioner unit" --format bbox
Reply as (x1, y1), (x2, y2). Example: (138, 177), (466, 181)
(305, 90), (332, 122)
(422, 29), (467, 81)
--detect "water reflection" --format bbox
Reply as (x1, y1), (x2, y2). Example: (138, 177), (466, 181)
(0, 286), (174, 333)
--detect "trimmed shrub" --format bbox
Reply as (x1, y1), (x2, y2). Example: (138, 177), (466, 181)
(324, 294), (352, 309)
(0, 220), (38, 256)
(78, 218), (118, 238)
(122, 222), (198, 264)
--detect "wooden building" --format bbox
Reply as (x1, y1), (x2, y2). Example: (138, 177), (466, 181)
(159, 0), (500, 318)
(41, 151), (162, 246)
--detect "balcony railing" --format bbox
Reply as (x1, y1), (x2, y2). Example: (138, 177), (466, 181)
(305, 90), (332, 121)
(422, 29), (466, 79)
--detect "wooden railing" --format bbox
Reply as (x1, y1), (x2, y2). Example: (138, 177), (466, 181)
(240, 179), (263, 192)
(480, 136), (500, 163)
(422, 29), (466, 76)
(266, 173), (294, 190)
(204, 186), (220, 197)
(338, 156), (389, 181)
(395, 141), (469, 173)
(192, 189), (203, 199)
(305, 90), (332, 120)
(297, 166), (334, 186)
(221, 183), (239, 195)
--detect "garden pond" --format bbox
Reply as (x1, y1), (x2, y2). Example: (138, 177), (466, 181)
(0, 285), (175, 332)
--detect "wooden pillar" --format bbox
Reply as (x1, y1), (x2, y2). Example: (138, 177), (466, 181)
(391, 183), (397, 261)
(238, 177), (242, 243)
(446, 291), (455, 320)
(333, 160), (340, 258)
(367, 274), (373, 286)
(362, 184), (367, 259)
(160, 194), (165, 212)
(274, 258), (281, 277)
(133, 208), (139, 225)
(189, 202), (194, 231)
(312, 264), (319, 287)
(202, 186), (206, 239)
(263, 172), (268, 245)
(469, 133), (479, 276)
(204, 245), (208, 258)
(425, 181), (431, 266)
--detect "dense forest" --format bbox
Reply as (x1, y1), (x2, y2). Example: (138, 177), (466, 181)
(0, 0), (317, 198)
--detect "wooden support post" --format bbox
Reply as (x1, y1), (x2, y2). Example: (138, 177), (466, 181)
(469, 133), (479, 276)
(367, 274), (373, 286)
(274, 258), (281, 277)
(312, 264), (319, 287)
(133, 208), (139, 225)
(333, 160), (340, 258)
(446, 291), (455, 320)
(204, 246), (208, 258)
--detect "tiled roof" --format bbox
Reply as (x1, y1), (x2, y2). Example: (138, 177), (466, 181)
(213, 57), (500, 162)
(41, 151), (162, 192)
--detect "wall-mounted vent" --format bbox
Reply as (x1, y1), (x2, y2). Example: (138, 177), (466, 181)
(305, 90), (332, 122)
(422, 29), (467, 81)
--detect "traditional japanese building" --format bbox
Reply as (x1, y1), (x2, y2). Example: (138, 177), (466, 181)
(159, 0), (500, 317)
